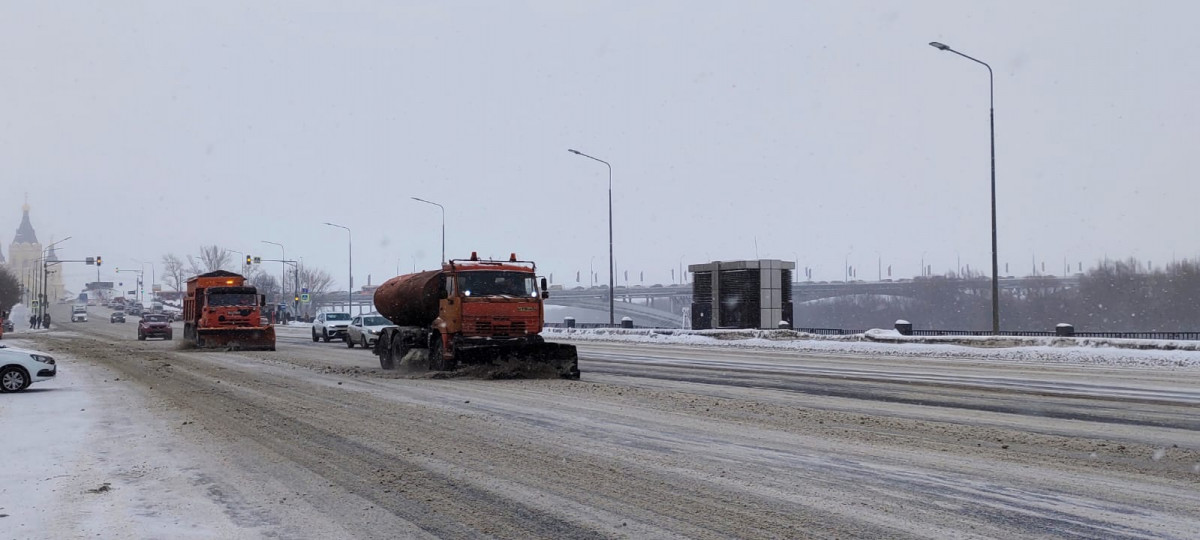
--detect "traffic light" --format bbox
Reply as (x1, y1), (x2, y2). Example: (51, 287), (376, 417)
(96, 256), (102, 267)
(245, 255), (252, 266)
(294, 295), (300, 302)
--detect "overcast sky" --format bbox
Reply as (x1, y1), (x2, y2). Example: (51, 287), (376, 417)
(3, 1), (1198, 293)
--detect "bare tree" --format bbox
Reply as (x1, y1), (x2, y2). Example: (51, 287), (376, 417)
(161, 253), (189, 291)
(297, 262), (334, 297)
(188, 245), (231, 273)
(249, 272), (281, 303)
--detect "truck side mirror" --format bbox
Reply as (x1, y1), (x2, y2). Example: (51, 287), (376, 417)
(260, 295), (266, 307)
(540, 277), (549, 299)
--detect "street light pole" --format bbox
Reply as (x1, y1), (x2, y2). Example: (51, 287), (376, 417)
(132, 259), (155, 302)
(262, 240), (286, 309)
(324, 222), (353, 314)
(227, 249), (246, 275)
(39, 236), (72, 322)
(930, 41), (1000, 334)
(411, 197), (445, 263)
(568, 148), (615, 326)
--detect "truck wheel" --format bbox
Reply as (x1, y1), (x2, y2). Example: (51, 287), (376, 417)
(430, 335), (449, 371)
(379, 336), (395, 370)
(345, 335), (354, 348)
(311, 329), (319, 342)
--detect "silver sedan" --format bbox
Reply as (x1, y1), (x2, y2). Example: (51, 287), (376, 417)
(344, 314), (396, 349)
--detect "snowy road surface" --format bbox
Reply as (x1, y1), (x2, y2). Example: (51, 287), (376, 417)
(2, 305), (1199, 539)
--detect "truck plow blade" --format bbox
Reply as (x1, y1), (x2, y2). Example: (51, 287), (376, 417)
(196, 327), (276, 351)
(455, 342), (580, 380)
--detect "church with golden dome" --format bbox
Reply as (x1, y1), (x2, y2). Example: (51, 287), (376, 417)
(3, 201), (65, 304)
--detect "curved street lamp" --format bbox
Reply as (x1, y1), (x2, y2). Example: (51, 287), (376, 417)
(38, 236), (72, 321)
(262, 240), (286, 308)
(411, 197), (445, 264)
(929, 41), (999, 334)
(568, 148), (614, 326)
(324, 222), (353, 314)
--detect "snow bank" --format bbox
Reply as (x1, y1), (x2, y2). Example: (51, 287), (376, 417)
(542, 327), (1200, 369)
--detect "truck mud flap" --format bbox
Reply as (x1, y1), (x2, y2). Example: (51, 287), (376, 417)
(454, 342), (580, 380)
(196, 327), (277, 351)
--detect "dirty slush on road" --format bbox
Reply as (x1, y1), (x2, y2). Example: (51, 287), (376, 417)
(26, 326), (1200, 539)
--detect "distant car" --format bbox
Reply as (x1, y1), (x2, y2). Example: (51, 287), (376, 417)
(127, 305), (143, 316)
(2, 318), (13, 333)
(312, 312), (351, 342)
(344, 314), (397, 348)
(137, 314), (172, 340)
(71, 305), (88, 322)
(110, 311), (126, 323)
(0, 343), (56, 392)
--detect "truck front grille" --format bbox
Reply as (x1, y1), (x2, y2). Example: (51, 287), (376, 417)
(467, 318), (528, 337)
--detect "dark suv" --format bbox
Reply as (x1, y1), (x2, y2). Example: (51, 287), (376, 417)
(110, 311), (126, 323)
(138, 314), (172, 340)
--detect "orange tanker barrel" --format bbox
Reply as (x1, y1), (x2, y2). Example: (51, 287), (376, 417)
(373, 270), (444, 327)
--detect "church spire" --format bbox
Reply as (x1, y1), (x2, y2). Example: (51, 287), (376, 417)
(14, 197), (38, 245)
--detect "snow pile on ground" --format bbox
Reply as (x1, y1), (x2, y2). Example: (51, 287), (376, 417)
(543, 327), (1200, 368)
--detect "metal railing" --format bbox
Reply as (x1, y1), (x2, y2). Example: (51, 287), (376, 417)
(906, 329), (1200, 340)
(543, 323), (1200, 341)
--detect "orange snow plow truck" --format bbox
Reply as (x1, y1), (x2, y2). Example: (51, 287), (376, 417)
(183, 270), (275, 350)
(373, 252), (579, 379)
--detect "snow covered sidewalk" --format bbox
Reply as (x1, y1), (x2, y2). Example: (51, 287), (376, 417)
(0, 338), (252, 538)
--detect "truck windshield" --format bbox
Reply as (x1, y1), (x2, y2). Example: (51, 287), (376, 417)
(209, 293), (257, 307)
(458, 271), (536, 298)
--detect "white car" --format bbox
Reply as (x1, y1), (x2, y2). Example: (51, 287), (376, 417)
(311, 312), (351, 342)
(0, 344), (57, 392)
(344, 314), (397, 349)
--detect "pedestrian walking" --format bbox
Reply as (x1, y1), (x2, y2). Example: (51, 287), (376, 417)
(30, 314), (37, 329)
(42, 313), (51, 328)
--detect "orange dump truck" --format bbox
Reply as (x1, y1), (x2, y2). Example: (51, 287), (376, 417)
(373, 253), (579, 378)
(182, 270), (275, 350)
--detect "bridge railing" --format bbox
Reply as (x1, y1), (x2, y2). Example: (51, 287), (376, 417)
(544, 323), (1200, 341)
(793, 327), (865, 335)
(545, 322), (646, 329)
(905, 329), (1200, 340)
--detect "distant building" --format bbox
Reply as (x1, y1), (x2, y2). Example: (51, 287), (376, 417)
(689, 259), (794, 330)
(5, 201), (65, 304)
